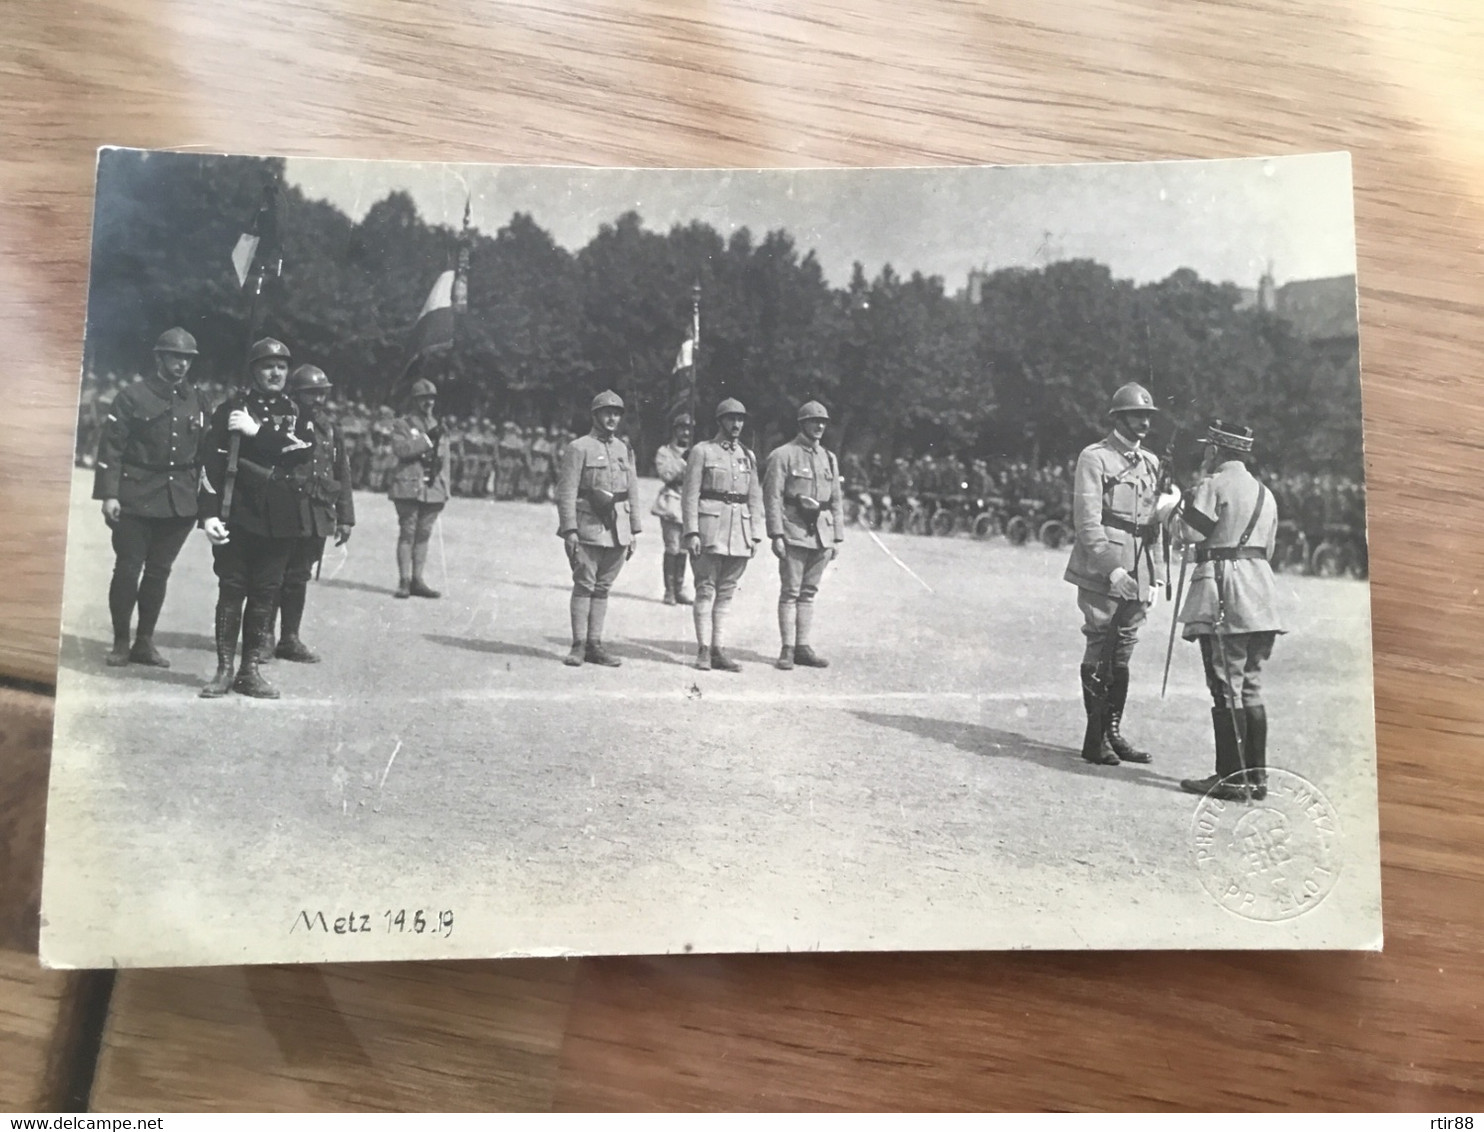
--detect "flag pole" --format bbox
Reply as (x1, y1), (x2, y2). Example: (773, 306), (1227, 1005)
(690, 281), (700, 428)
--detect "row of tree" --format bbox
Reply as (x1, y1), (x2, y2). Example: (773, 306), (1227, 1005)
(84, 150), (1363, 473)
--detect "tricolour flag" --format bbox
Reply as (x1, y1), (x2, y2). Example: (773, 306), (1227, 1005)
(672, 338), (694, 372)
(408, 269), (457, 360)
(232, 183), (281, 290)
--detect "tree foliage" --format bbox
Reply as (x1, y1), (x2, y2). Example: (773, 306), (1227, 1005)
(84, 151), (1362, 474)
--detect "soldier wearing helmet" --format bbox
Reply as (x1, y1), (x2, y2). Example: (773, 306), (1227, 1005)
(650, 411), (695, 606)
(256, 364), (356, 664)
(764, 400), (844, 670)
(681, 398), (764, 671)
(197, 337), (314, 699)
(1177, 420), (1285, 803)
(555, 390), (642, 667)
(388, 377), (450, 599)
(1063, 382), (1181, 766)
(92, 326), (210, 669)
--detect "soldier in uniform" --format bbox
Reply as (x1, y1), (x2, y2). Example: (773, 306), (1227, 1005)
(197, 338), (312, 699)
(1177, 422), (1284, 802)
(764, 400), (844, 670)
(388, 378), (450, 599)
(527, 427), (555, 503)
(1064, 382), (1180, 765)
(682, 399), (763, 671)
(555, 390), (641, 668)
(496, 422), (526, 500)
(651, 412), (694, 606)
(93, 327), (210, 668)
(369, 407), (398, 491)
(268, 364), (355, 663)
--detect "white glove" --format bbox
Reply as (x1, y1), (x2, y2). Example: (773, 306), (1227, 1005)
(201, 517), (230, 545)
(228, 409), (261, 437)
(1108, 567), (1139, 603)
(1154, 484), (1183, 523)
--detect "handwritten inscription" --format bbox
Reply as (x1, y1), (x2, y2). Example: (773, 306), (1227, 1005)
(291, 908), (454, 938)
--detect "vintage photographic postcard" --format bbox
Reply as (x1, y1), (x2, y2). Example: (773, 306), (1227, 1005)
(41, 151), (1379, 967)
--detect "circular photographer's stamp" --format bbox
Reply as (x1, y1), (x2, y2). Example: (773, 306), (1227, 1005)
(1189, 769), (1342, 921)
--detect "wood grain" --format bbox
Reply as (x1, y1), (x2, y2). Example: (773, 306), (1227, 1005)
(4, 0), (1483, 1112)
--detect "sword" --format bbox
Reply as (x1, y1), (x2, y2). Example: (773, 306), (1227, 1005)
(864, 527), (934, 594)
(1161, 543), (1189, 698)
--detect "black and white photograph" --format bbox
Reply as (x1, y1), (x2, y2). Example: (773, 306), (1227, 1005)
(41, 150), (1380, 966)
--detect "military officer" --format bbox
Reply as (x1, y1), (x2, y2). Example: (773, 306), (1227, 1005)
(93, 326), (210, 668)
(764, 400), (844, 670)
(198, 337), (312, 699)
(388, 378), (450, 599)
(651, 411), (694, 606)
(555, 390), (641, 667)
(267, 364), (354, 663)
(1177, 421), (1284, 802)
(1064, 382), (1180, 765)
(682, 399), (764, 671)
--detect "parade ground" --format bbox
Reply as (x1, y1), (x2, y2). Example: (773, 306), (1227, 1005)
(42, 468), (1383, 965)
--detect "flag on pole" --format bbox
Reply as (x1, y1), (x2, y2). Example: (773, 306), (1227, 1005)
(232, 183), (281, 290)
(393, 198), (473, 401)
(672, 338), (694, 372)
(666, 283), (701, 422)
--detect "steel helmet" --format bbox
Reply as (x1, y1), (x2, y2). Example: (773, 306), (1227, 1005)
(154, 327), (198, 355)
(288, 364), (332, 393)
(590, 390), (625, 413)
(716, 397), (747, 418)
(409, 378), (438, 399)
(1107, 382), (1158, 415)
(797, 400), (830, 422)
(247, 337), (291, 367)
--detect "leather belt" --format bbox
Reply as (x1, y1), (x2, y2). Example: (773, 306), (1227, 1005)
(1102, 510), (1158, 540)
(1196, 546), (1267, 563)
(581, 489), (629, 504)
(125, 459), (199, 472)
(701, 489), (749, 505)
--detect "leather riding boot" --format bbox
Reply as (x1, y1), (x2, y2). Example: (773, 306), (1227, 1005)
(199, 599), (243, 698)
(231, 602), (281, 699)
(1080, 664), (1118, 765)
(793, 605), (828, 667)
(662, 554), (678, 605)
(1244, 704), (1268, 800)
(275, 585), (319, 662)
(1181, 707), (1248, 800)
(132, 571), (170, 666)
(1104, 665), (1151, 763)
(129, 634), (170, 668)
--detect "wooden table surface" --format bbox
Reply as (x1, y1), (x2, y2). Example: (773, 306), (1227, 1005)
(4, 0), (1483, 1111)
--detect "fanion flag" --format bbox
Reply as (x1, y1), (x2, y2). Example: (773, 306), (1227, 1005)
(233, 184), (281, 290)
(409, 269), (457, 359)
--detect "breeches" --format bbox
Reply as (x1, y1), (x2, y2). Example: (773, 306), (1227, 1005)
(693, 553), (748, 603)
(111, 515), (194, 581)
(282, 535), (327, 591)
(1077, 589), (1147, 667)
(778, 545), (831, 605)
(1198, 631), (1276, 708)
(570, 543), (627, 598)
(660, 519), (683, 555)
(212, 529), (293, 604)
(394, 500), (443, 547)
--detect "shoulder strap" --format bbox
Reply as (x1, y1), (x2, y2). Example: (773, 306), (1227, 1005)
(1237, 482), (1268, 548)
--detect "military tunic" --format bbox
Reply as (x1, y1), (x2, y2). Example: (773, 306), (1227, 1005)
(93, 373), (209, 519)
(683, 438), (763, 558)
(556, 431), (642, 601)
(764, 435), (843, 640)
(1179, 460), (1284, 638)
(651, 440), (689, 555)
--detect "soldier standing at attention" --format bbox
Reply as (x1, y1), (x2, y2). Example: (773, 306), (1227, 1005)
(1177, 421), (1284, 802)
(527, 427), (555, 502)
(556, 390), (641, 668)
(1064, 382), (1180, 765)
(764, 401), (844, 670)
(682, 399), (763, 671)
(93, 327), (210, 668)
(388, 378), (449, 600)
(197, 338), (310, 699)
(651, 412), (694, 606)
(269, 364), (354, 663)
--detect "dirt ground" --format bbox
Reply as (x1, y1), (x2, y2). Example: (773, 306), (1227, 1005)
(41, 469), (1382, 966)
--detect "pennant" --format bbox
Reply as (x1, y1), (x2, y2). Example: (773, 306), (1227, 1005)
(233, 183), (281, 291)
